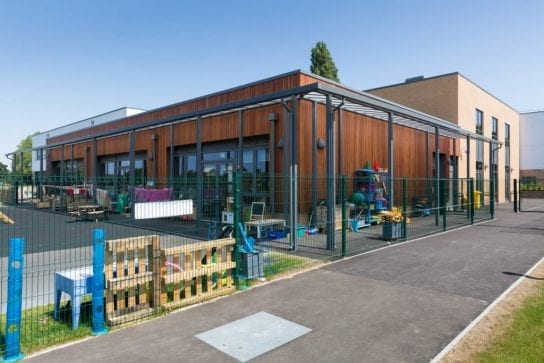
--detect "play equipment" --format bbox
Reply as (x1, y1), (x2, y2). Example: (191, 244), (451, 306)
(0, 211), (14, 224)
(350, 168), (388, 231)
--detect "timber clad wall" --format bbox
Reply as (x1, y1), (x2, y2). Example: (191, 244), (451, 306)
(47, 70), (460, 189)
(49, 73), (303, 145)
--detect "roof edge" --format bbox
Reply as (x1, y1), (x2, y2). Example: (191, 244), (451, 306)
(133, 70), (304, 117)
(364, 72), (460, 92)
(365, 71), (519, 113)
(33, 107), (147, 137)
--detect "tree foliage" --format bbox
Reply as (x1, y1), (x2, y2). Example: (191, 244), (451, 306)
(310, 41), (340, 82)
(0, 161), (8, 176)
(13, 133), (36, 175)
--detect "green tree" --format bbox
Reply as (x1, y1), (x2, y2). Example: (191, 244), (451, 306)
(310, 41), (340, 82)
(0, 161), (8, 176)
(13, 133), (37, 175)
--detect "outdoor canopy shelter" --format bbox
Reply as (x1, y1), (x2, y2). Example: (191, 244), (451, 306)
(7, 70), (500, 250)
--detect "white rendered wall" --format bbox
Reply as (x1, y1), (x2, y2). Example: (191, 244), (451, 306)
(32, 107), (145, 172)
(520, 111), (544, 169)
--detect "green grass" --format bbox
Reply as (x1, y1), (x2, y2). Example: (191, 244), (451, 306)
(475, 285), (544, 362)
(1, 301), (92, 355)
(263, 252), (317, 278)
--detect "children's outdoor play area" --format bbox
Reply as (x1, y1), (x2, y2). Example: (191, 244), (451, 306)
(0, 169), (499, 360)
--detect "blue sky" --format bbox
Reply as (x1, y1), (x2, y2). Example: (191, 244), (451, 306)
(1, 0), (543, 168)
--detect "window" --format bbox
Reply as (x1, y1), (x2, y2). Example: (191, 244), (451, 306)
(475, 109), (484, 135)
(475, 109), (484, 165)
(174, 154), (197, 177)
(203, 151), (231, 161)
(492, 117), (498, 140)
(99, 154), (147, 191)
(504, 123), (510, 147)
(242, 147), (269, 204)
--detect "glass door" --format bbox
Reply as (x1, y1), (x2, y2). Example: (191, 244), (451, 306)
(202, 162), (233, 221)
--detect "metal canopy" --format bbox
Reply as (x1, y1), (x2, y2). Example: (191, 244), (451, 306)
(306, 83), (500, 144)
(7, 80), (498, 156)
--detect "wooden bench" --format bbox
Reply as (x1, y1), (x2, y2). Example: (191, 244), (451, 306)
(86, 210), (106, 221)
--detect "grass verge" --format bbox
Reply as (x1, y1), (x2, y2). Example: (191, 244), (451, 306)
(1, 301), (92, 355)
(264, 252), (320, 278)
(475, 285), (544, 362)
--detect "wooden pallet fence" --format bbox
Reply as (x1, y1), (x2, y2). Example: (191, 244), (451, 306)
(160, 238), (236, 310)
(105, 235), (161, 325)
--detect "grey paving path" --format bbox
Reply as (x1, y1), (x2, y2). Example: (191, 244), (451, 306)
(25, 201), (544, 363)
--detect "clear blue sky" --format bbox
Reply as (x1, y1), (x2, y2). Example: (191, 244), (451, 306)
(1, 0), (543, 168)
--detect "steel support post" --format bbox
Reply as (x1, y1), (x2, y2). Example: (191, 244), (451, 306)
(60, 146), (65, 207)
(129, 130), (136, 219)
(269, 111), (276, 215)
(341, 175), (347, 257)
(169, 124), (174, 187)
(388, 112), (394, 209)
(289, 96), (298, 251)
(337, 107), (343, 177)
(92, 138), (97, 204)
(238, 110), (243, 173)
(326, 95), (336, 250)
(282, 100), (290, 225)
(435, 127), (440, 226)
(39, 148), (44, 199)
(71, 144), (74, 182)
(311, 101), (317, 226)
(196, 117), (203, 229)
(402, 178), (407, 239)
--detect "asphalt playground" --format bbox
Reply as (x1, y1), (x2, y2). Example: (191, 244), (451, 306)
(21, 199), (544, 362)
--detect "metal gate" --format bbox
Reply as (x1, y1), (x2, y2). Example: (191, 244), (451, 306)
(514, 178), (544, 213)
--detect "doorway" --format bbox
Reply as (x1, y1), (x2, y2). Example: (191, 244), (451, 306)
(202, 162), (233, 221)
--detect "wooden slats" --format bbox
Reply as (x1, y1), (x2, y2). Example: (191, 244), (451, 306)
(104, 235), (236, 324)
(105, 235), (159, 325)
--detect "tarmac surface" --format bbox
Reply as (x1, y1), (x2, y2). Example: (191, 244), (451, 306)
(25, 200), (544, 362)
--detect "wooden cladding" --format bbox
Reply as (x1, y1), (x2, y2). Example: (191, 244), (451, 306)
(48, 73), (303, 145)
(48, 98), (459, 183)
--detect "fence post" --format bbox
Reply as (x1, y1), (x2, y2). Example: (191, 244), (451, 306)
(341, 175), (347, 257)
(469, 178), (474, 224)
(92, 229), (108, 336)
(402, 178), (407, 239)
(4, 237), (25, 363)
(442, 180), (447, 231)
(490, 179), (495, 219)
(232, 172), (244, 289)
(513, 179), (518, 212)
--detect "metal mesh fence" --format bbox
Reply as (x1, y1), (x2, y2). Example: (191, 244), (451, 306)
(519, 178), (544, 213)
(0, 173), (493, 355)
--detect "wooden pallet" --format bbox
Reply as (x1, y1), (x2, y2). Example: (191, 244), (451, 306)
(160, 238), (236, 309)
(105, 235), (161, 325)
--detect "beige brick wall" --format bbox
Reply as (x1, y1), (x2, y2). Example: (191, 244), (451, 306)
(367, 73), (520, 203)
(456, 76), (520, 203)
(368, 74), (459, 124)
